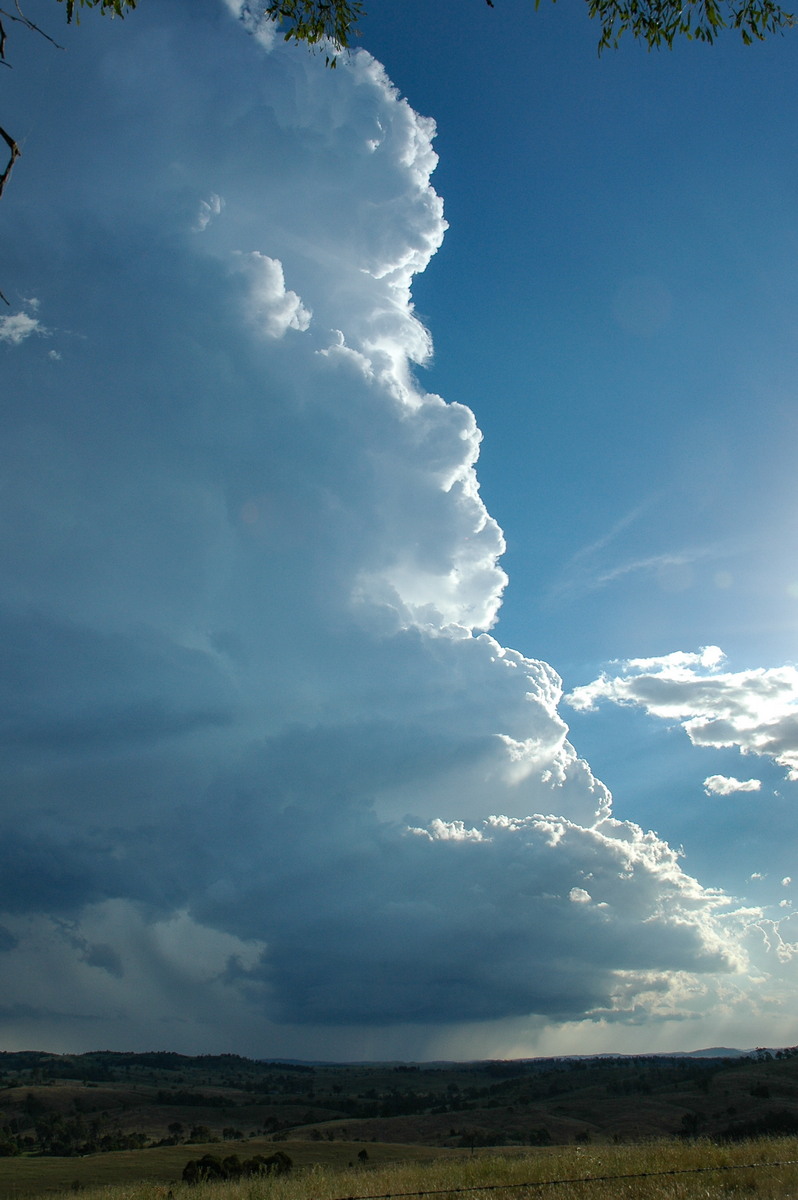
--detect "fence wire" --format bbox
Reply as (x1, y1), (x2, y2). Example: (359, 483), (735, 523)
(320, 1155), (798, 1200)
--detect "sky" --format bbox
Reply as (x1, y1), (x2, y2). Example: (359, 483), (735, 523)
(0, 0), (797, 1061)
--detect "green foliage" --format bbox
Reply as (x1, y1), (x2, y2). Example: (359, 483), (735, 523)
(182, 1151), (293, 1184)
(264, 0), (365, 64)
(264, 0), (793, 59)
(584, 0), (794, 49)
(55, 0), (137, 24)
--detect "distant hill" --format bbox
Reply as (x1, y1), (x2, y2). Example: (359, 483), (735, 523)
(1, 1046), (797, 1159)
(673, 1048), (750, 1058)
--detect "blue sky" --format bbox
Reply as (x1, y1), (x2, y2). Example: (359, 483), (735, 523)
(366, 0), (798, 907)
(1, 0), (797, 1060)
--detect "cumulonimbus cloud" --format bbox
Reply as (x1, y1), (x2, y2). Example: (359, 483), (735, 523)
(0, 0), (761, 1053)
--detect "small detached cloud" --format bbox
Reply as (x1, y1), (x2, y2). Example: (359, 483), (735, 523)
(193, 192), (225, 232)
(0, 309), (45, 346)
(567, 648), (798, 781)
(704, 775), (762, 796)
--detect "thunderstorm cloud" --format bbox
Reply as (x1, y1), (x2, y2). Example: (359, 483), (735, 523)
(0, 0), (769, 1056)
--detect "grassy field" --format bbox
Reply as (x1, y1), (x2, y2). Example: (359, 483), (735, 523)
(0, 1139), (462, 1198)
(2, 1137), (798, 1200)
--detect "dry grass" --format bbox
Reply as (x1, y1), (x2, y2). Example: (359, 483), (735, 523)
(2, 1137), (798, 1200)
(0, 1139), (459, 1199)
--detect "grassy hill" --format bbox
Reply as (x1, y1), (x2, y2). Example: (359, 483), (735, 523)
(2, 1049), (798, 1196)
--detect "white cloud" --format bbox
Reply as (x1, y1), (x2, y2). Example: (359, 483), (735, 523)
(411, 818), (486, 841)
(704, 775), (762, 796)
(0, 0), (767, 1054)
(0, 311), (43, 345)
(567, 649), (798, 781)
(625, 647), (726, 673)
(234, 251), (311, 337)
(222, 0), (278, 51)
(193, 192), (224, 232)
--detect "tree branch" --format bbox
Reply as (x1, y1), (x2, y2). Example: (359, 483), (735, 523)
(0, 124), (20, 301)
(0, 123), (20, 193)
(0, 4), (65, 51)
